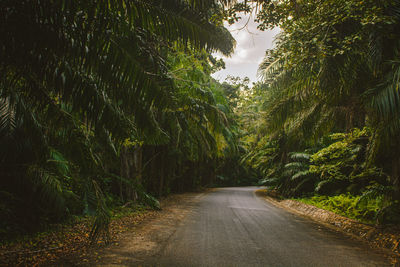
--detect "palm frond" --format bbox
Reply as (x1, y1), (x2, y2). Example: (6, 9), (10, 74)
(369, 58), (400, 134)
(89, 180), (111, 244)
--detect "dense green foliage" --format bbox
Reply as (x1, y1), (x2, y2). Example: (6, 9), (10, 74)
(0, 0), (248, 241)
(238, 0), (400, 224)
(2, 0), (400, 242)
(297, 194), (381, 224)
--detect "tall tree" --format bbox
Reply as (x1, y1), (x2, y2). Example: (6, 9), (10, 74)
(0, 0), (236, 238)
(255, 0), (400, 186)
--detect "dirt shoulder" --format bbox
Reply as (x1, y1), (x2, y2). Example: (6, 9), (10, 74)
(0, 191), (207, 266)
(85, 191), (207, 266)
(255, 189), (400, 263)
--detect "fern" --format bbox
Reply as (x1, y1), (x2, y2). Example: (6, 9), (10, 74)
(298, 194), (381, 223)
(291, 170), (311, 181)
(289, 152), (311, 162)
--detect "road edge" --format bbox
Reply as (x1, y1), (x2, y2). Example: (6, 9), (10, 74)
(254, 189), (400, 263)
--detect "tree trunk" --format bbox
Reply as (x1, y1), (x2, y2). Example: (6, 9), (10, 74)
(120, 145), (143, 203)
(346, 97), (366, 131)
(120, 146), (130, 202)
(391, 157), (400, 201)
(158, 152), (164, 197)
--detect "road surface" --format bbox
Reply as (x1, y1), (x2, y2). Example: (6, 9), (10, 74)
(153, 187), (390, 267)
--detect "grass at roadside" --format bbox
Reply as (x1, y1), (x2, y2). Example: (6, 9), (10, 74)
(255, 188), (381, 224)
(295, 194), (382, 224)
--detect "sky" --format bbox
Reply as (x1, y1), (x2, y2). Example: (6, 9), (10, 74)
(211, 14), (280, 84)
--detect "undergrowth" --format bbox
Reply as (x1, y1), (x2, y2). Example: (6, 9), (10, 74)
(0, 204), (149, 246)
(296, 194), (382, 224)
(0, 205), (153, 266)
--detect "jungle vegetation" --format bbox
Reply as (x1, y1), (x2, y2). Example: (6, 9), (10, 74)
(1, 0), (400, 243)
(240, 0), (400, 224)
(0, 0), (255, 241)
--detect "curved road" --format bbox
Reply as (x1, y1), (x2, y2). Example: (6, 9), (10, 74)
(154, 187), (390, 267)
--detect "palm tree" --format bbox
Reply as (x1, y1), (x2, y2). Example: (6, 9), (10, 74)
(0, 0), (236, 239)
(250, 0), (400, 203)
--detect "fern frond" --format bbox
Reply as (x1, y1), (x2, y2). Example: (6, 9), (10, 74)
(291, 170), (312, 181)
(289, 152), (311, 162)
(284, 161), (306, 170)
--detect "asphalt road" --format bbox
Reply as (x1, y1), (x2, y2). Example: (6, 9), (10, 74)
(154, 187), (391, 267)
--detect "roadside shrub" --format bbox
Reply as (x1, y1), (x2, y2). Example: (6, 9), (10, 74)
(279, 152), (316, 197)
(297, 194), (382, 223)
(310, 128), (370, 193)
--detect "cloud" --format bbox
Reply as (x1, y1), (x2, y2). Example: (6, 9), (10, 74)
(212, 15), (280, 83)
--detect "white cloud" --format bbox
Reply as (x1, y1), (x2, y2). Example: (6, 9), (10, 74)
(211, 15), (280, 83)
